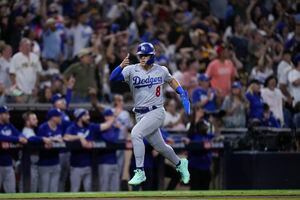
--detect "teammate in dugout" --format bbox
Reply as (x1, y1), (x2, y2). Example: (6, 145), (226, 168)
(36, 108), (64, 192)
(110, 42), (190, 185)
(63, 108), (115, 192)
(0, 106), (28, 193)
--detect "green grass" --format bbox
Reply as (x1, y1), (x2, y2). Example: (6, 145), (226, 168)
(1, 190), (300, 199)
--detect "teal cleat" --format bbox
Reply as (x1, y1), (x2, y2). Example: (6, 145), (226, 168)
(128, 169), (146, 185)
(176, 158), (190, 184)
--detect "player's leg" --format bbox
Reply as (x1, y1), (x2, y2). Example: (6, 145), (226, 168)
(82, 167), (92, 192)
(38, 166), (50, 192)
(3, 166), (16, 193)
(129, 108), (165, 185)
(58, 152), (70, 192)
(98, 164), (110, 191)
(109, 164), (120, 191)
(70, 167), (82, 192)
(116, 150), (125, 179)
(145, 129), (190, 184)
(30, 163), (39, 192)
(145, 129), (180, 165)
(49, 165), (61, 192)
(30, 155), (39, 192)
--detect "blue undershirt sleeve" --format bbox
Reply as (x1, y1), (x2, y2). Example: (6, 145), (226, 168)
(109, 66), (125, 82)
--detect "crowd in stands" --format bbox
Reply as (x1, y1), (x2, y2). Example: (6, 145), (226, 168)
(0, 0), (300, 193)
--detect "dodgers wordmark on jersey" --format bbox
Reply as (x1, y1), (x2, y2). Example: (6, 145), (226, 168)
(122, 63), (173, 108)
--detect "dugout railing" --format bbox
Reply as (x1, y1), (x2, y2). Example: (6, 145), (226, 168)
(3, 127), (299, 192)
(2, 104), (300, 191)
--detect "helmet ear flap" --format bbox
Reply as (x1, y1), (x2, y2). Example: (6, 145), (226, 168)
(146, 54), (155, 65)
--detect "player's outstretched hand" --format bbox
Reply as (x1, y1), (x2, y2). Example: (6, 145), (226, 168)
(120, 53), (130, 68)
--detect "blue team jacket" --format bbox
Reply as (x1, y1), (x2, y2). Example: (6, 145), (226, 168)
(66, 122), (99, 167)
(37, 122), (63, 166)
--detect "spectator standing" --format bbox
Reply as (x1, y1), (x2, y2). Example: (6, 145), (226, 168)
(245, 79), (264, 121)
(71, 11), (93, 57)
(63, 48), (97, 102)
(63, 108), (115, 192)
(163, 99), (186, 131)
(261, 76), (285, 126)
(181, 59), (199, 94)
(37, 108), (64, 192)
(9, 38), (42, 102)
(287, 55), (300, 106)
(42, 18), (63, 63)
(0, 106), (28, 193)
(221, 81), (247, 128)
(250, 52), (274, 84)
(0, 44), (12, 88)
(278, 51), (293, 105)
(205, 44), (237, 99)
(192, 74), (217, 113)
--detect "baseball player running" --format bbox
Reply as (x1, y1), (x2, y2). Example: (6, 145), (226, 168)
(110, 42), (190, 185)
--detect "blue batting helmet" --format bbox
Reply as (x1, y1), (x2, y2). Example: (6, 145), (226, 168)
(137, 42), (155, 65)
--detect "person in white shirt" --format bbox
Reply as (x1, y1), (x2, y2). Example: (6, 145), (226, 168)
(163, 99), (186, 131)
(278, 50), (293, 105)
(261, 75), (285, 126)
(0, 44), (12, 88)
(288, 55), (300, 106)
(70, 11), (93, 57)
(9, 38), (42, 99)
(250, 54), (273, 84)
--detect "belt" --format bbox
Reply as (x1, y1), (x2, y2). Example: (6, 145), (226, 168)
(133, 106), (158, 114)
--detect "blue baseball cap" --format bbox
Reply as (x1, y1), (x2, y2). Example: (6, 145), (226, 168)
(51, 93), (65, 104)
(73, 108), (88, 121)
(232, 81), (242, 89)
(198, 74), (210, 82)
(103, 109), (114, 116)
(0, 106), (9, 114)
(47, 108), (62, 119)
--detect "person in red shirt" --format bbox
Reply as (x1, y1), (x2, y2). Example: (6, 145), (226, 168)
(205, 44), (237, 99)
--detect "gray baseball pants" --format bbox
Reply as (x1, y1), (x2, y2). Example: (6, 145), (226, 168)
(116, 150), (125, 179)
(0, 166), (16, 193)
(98, 164), (120, 191)
(70, 166), (92, 192)
(19, 154), (39, 192)
(58, 152), (70, 192)
(38, 165), (61, 192)
(131, 107), (180, 168)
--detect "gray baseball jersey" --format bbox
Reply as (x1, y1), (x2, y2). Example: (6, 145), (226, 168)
(122, 63), (173, 108)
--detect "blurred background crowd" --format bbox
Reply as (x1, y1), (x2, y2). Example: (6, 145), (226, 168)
(0, 0), (300, 128)
(0, 0), (300, 193)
